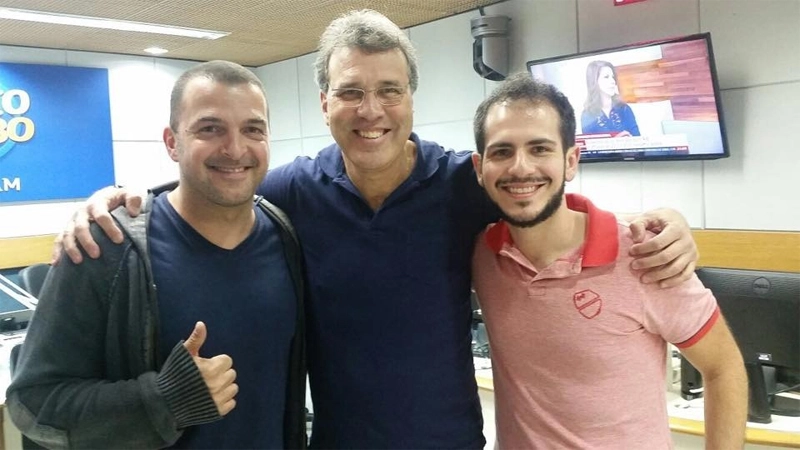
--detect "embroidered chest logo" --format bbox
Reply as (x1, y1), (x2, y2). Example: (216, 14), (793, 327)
(573, 289), (602, 319)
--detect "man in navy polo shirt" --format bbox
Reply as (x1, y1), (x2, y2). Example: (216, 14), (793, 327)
(56, 10), (700, 449)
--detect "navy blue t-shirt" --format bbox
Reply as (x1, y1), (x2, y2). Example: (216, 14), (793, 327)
(262, 133), (498, 449)
(149, 193), (296, 449)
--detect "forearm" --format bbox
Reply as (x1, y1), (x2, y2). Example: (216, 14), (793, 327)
(9, 344), (218, 449)
(7, 237), (218, 448)
(702, 367), (748, 449)
(7, 373), (181, 449)
(8, 273), (182, 449)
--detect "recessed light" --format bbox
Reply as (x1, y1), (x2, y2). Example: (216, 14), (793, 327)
(0, 7), (229, 40)
(144, 47), (169, 55)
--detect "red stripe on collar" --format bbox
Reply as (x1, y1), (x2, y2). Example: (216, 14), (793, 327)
(483, 193), (618, 267)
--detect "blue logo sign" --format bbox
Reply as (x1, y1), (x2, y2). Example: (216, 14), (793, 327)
(0, 81), (36, 159)
(0, 62), (113, 203)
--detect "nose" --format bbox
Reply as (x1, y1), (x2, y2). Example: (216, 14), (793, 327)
(356, 91), (384, 120)
(507, 151), (534, 176)
(221, 131), (248, 160)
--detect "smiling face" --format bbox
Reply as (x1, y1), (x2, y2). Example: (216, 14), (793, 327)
(164, 77), (269, 209)
(597, 66), (618, 99)
(321, 47), (413, 178)
(473, 100), (579, 228)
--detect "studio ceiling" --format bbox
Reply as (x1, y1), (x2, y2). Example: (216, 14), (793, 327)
(0, 0), (506, 67)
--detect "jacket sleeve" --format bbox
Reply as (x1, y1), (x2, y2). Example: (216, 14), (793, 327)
(5, 232), (219, 449)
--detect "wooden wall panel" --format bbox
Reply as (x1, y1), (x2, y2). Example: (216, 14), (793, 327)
(617, 40), (719, 122)
(0, 235), (55, 269)
(2, 230), (798, 273)
(693, 229), (800, 273)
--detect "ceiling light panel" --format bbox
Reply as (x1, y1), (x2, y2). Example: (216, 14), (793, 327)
(0, 7), (229, 39)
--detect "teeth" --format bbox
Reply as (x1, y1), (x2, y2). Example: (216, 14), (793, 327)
(357, 130), (384, 139)
(215, 167), (246, 173)
(506, 186), (539, 194)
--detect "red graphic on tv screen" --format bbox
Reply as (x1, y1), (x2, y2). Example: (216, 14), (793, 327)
(573, 290), (602, 319)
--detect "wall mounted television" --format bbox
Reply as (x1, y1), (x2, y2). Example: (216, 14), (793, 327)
(527, 33), (730, 163)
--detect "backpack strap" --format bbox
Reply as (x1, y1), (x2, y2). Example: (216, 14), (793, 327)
(254, 195), (308, 449)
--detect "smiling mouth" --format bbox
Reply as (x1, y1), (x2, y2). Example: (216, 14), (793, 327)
(504, 185), (540, 195)
(497, 178), (549, 197)
(356, 129), (387, 139)
(211, 166), (248, 173)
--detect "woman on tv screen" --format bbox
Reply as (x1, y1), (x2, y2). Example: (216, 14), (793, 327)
(581, 60), (640, 137)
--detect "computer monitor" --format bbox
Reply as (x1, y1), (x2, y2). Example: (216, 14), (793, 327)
(695, 267), (800, 417)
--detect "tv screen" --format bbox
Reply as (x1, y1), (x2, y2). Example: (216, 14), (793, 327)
(527, 33), (730, 163)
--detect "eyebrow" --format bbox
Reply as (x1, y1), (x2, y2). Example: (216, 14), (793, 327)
(333, 80), (406, 89)
(192, 116), (223, 125)
(190, 117), (267, 127)
(243, 118), (268, 127)
(525, 138), (558, 147)
(486, 138), (558, 149)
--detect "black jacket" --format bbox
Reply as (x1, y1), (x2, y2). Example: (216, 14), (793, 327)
(6, 188), (307, 449)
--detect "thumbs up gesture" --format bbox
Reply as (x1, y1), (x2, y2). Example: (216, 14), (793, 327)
(183, 321), (238, 416)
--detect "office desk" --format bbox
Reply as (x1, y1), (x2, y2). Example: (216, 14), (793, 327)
(474, 366), (800, 449)
(667, 392), (800, 448)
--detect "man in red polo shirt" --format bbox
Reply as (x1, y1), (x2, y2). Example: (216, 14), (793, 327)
(470, 73), (747, 449)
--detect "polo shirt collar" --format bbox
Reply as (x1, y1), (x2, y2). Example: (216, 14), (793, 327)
(318, 139), (343, 179)
(484, 193), (618, 267)
(318, 132), (443, 182)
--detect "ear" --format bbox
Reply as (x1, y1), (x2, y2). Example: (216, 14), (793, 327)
(320, 91), (330, 126)
(163, 127), (179, 162)
(564, 145), (580, 181)
(471, 152), (484, 187)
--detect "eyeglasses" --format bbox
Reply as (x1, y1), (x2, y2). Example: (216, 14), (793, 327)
(329, 85), (408, 107)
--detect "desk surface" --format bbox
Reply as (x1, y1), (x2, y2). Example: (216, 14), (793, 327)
(666, 393), (800, 448)
(474, 364), (800, 448)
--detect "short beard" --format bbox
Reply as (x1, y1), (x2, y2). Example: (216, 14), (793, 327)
(497, 179), (565, 229)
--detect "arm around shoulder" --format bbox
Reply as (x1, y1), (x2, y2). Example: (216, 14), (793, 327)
(627, 208), (698, 288)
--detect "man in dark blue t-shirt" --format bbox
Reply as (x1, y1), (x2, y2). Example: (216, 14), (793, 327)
(6, 61), (306, 449)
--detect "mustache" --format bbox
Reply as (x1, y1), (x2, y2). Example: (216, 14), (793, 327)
(495, 176), (550, 187)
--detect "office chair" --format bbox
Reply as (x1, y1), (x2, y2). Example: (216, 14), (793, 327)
(470, 290), (491, 359)
(17, 263), (50, 298)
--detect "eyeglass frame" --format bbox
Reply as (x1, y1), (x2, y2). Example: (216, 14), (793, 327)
(328, 85), (410, 107)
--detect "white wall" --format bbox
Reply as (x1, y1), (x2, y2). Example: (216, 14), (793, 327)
(254, 0), (800, 232)
(2, 0), (798, 239)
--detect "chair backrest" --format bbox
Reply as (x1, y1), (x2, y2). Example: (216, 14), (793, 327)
(17, 263), (50, 298)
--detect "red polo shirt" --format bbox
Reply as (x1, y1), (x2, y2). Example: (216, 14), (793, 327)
(472, 193), (719, 449)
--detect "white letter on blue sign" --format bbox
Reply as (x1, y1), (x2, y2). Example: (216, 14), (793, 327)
(2, 177), (21, 191)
